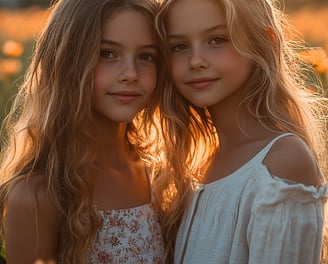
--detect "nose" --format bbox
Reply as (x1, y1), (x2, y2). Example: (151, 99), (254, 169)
(190, 47), (208, 70)
(118, 58), (138, 83)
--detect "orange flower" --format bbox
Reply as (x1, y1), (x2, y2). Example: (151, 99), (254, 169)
(2, 40), (24, 57)
(299, 47), (328, 75)
(0, 8), (49, 42)
(0, 58), (22, 76)
(290, 6), (328, 58)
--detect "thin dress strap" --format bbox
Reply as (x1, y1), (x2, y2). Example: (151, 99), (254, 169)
(252, 133), (295, 163)
(145, 166), (155, 203)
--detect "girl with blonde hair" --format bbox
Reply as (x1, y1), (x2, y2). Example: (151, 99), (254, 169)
(156, 0), (328, 262)
(0, 0), (167, 263)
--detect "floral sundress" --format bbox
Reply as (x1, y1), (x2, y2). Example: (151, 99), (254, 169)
(87, 198), (165, 264)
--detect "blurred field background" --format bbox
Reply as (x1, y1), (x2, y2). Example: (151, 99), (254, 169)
(0, 0), (327, 263)
(0, 0), (328, 124)
(0, 0), (328, 123)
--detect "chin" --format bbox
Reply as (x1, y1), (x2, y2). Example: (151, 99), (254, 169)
(111, 115), (135, 123)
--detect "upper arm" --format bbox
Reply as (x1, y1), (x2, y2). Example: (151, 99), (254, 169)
(247, 183), (324, 263)
(5, 178), (61, 264)
(263, 135), (323, 187)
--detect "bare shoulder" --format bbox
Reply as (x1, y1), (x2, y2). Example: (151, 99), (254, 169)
(5, 175), (61, 263)
(263, 134), (323, 187)
(7, 175), (59, 220)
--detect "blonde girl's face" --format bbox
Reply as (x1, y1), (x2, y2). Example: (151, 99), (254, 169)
(92, 9), (157, 123)
(166, 0), (253, 109)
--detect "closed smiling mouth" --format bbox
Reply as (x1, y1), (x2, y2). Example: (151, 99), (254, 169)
(185, 78), (219, 89)
(107, 91), (141, 103)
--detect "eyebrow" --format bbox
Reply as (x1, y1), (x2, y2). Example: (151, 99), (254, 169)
(167, 24), (227, 39)
(100, 39), (157, 49)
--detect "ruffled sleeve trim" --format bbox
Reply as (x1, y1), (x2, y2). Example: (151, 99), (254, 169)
(246, 171), (326, 263)
(259, 164), (328, 204)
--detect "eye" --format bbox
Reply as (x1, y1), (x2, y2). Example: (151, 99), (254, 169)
(209, 36), (228, 45)
(139, 53), (156, 62)
(170, 43), (188, 53)
(100, 50), (116, 59)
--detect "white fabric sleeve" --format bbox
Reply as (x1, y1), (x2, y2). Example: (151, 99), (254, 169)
(247, 177), (327, 264)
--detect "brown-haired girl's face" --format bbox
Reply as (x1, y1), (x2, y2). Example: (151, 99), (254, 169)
(166, 0), (253, 109)
(92, 9), (158, 123)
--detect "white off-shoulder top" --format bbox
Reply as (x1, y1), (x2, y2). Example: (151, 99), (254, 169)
(175, 133), (327, 264)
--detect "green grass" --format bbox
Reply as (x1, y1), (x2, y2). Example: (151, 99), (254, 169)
(0, 242), (5, 264)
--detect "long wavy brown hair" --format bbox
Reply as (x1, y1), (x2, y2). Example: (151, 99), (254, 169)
(0, 0), (165, 263)
(155, 0), (328, 261)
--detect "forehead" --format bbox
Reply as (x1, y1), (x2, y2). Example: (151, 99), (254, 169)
(102, 9), (155, 43)
(166, 0), (226, 35)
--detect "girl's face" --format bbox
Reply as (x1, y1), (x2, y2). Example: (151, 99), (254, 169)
(166, 0), (253, 109)
(93, 9), (157, 123)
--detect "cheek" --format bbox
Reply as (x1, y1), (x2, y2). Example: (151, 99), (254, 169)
(140, 67), (157, 92)
(170, 57), (185, 83)
(215, 50), (250, 76)
(93, 64), (109, 90)
(93, 77), (102, 95)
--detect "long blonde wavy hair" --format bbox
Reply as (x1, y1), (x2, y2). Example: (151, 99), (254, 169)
(155, 0), (328, 261)
(0, 0), (164, 263)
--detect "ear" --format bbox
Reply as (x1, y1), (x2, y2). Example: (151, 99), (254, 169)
(266, 27), (277, 44)
(266, 27), (280, 55)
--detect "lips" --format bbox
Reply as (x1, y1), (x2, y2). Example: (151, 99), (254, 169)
(185, 78), (219, 89)
(107, 91), (141, 103)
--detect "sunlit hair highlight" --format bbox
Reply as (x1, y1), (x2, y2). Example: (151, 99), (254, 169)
(217, 0), (327, 170)
(156, 0), (328, 260)
(0, 0), (162, 263)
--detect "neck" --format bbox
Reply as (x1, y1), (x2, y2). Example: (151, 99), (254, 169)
(90, 113), (138, 169)
(208, 104), (275, 151)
